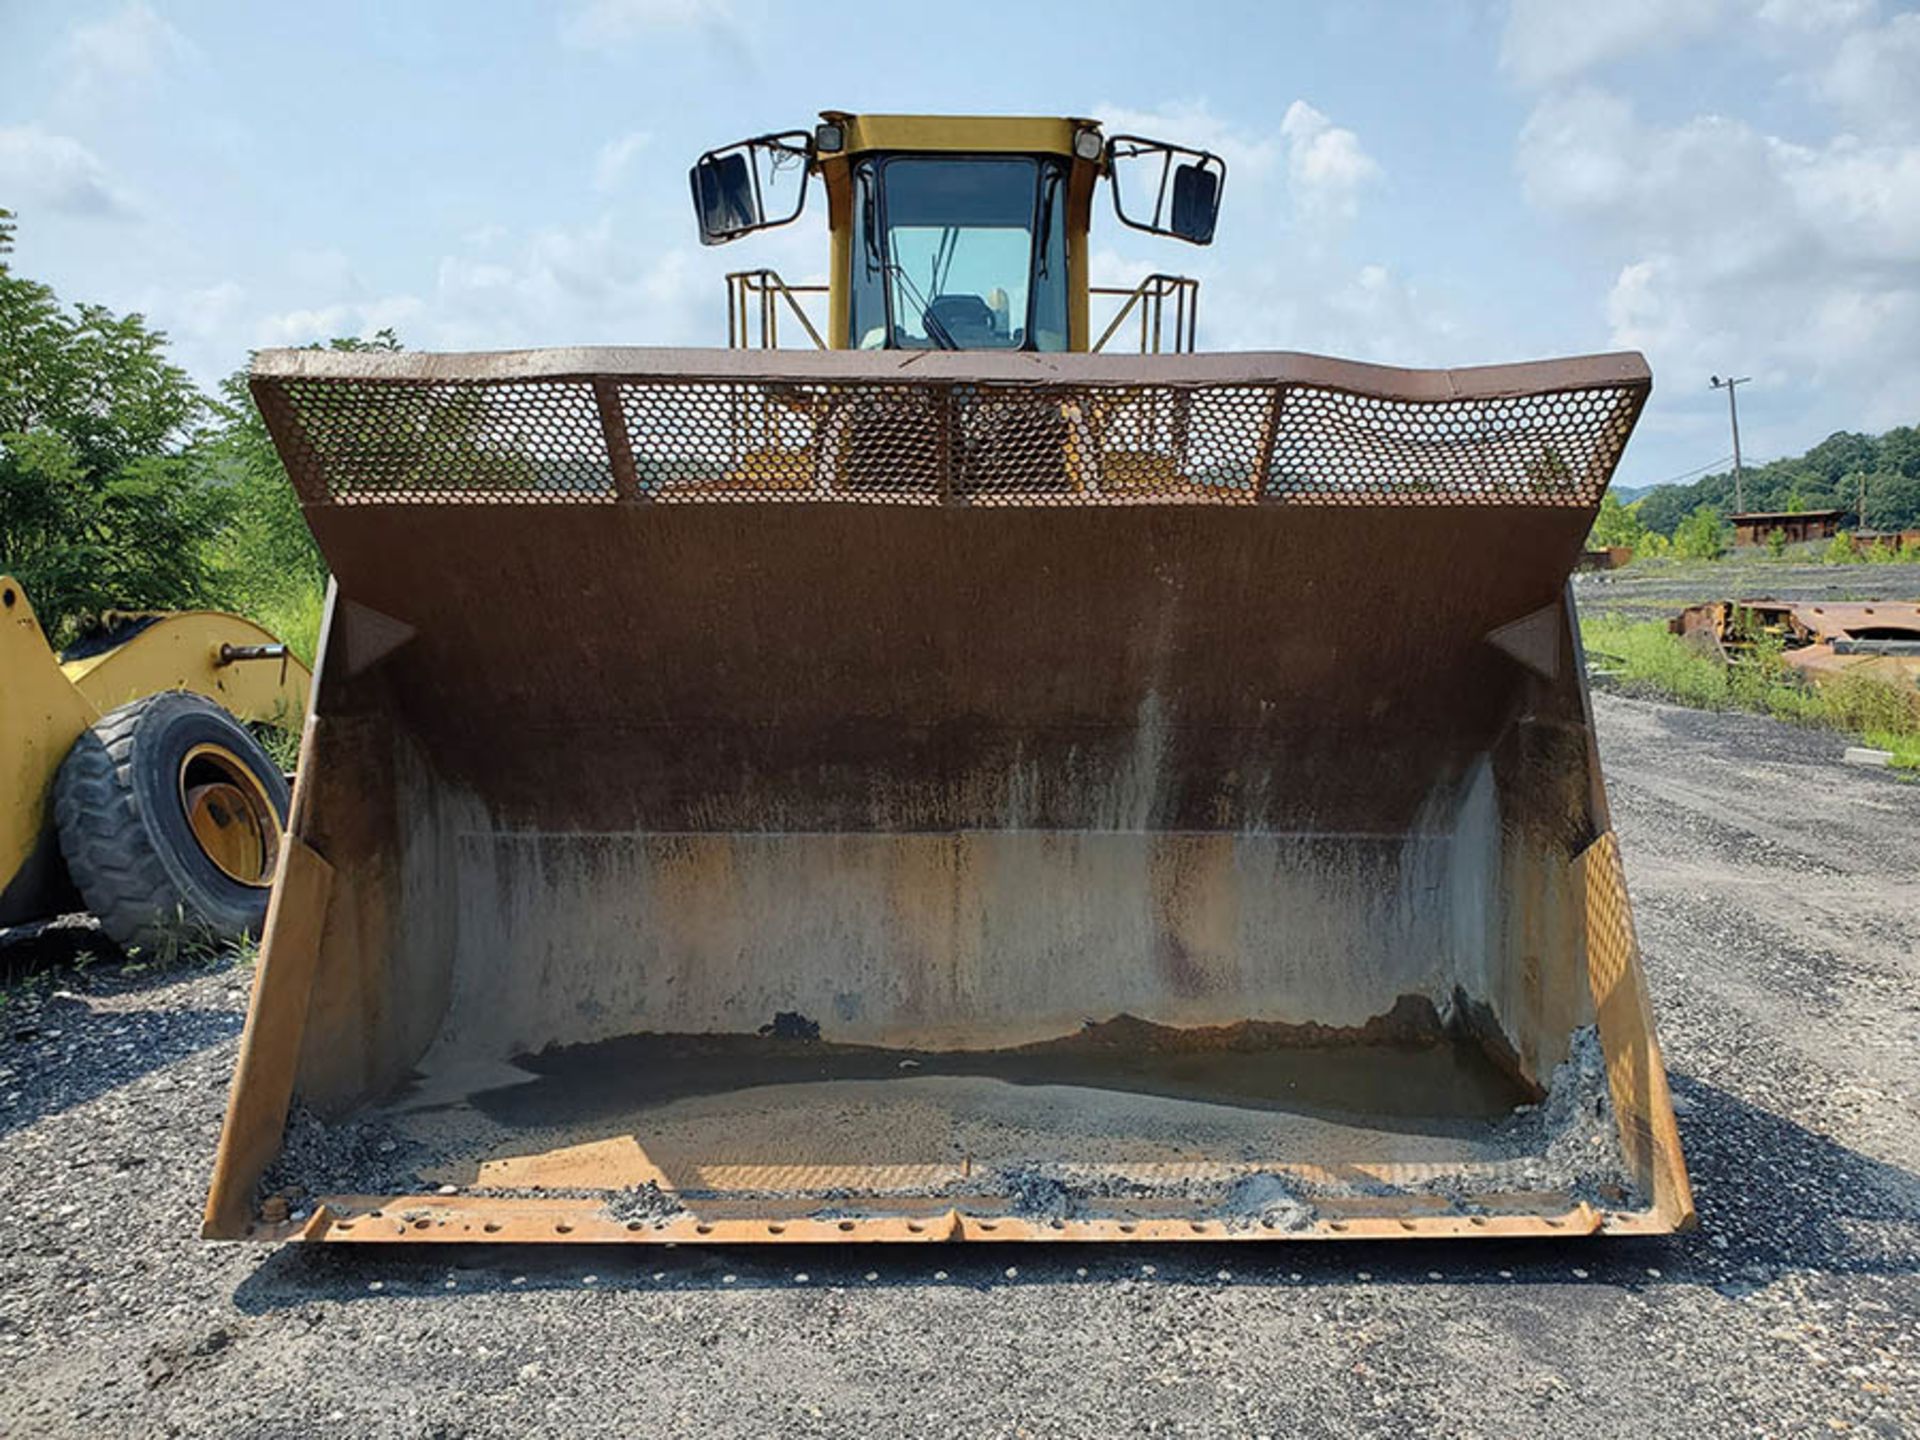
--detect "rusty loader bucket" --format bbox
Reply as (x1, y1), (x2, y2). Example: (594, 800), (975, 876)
(206, 347), (1692, 1244)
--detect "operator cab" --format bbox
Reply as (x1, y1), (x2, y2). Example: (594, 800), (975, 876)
(850, 154), (1068, 351)
(691, 113), (1223, 353)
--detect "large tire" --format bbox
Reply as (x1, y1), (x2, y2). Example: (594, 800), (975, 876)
(52, 691), (292, 952)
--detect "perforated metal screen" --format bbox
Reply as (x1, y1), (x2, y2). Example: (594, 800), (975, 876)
(252, 349), (1649, 509)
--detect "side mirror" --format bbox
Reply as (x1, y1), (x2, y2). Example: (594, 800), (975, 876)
(690, 131), (813, 246)
(1169, 163), (1219, 246)
(1105, 135), (1225, 247)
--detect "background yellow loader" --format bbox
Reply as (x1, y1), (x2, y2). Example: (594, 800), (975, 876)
(0, 574), (310, 952)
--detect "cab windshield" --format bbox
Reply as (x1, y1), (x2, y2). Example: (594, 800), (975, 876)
(850, 155), (1069, 352)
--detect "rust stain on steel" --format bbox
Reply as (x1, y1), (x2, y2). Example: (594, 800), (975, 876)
(250, 343), (1650, 397)
(251, 348), (1647, 512)
(1577, 545), (1633, 571)
(1671, 598), (1920, 645)
(1671, 598), (1920, 696)
(254, 1195), (1643, 1246)
(301, 503), (1589, 835)
(201, 344), (1690, 1243)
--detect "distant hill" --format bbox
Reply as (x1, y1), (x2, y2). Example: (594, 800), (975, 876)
(1628, 424), (1920, 537)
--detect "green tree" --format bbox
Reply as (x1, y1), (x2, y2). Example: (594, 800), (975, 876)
(1672, 504), (1727, 560)
(1860, 469), (1920, 533)
(203, 329), (402, 661)
(1633, 423), (1920, 538)
(1766, 526), (1787, 558)
(0, 244), (225, 642)
(0, 223), (396, 659)
(1589, 491), (1648, 550)
(1524, 445), (1573, 496)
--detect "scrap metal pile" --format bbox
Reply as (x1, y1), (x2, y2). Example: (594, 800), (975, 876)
(1670, 599), (1920, 698)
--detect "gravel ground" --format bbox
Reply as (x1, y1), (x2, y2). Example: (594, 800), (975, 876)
(1574, 557), (1920, 623)
(2, 691), (1917, 1438)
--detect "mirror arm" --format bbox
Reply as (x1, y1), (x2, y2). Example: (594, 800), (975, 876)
(691, 129), (816, 244)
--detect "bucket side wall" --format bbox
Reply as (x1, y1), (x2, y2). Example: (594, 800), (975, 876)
(285, 629), (464, 1113)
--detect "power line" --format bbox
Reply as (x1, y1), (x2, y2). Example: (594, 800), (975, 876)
(1634, 453), (1735, 490)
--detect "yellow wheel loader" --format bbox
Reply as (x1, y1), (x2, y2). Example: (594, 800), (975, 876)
(0, 576), (310, 951)
(208, 113), (1692, 1245)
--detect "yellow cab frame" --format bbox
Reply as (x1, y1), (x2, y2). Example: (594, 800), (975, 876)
(691, 112), (1224, 354)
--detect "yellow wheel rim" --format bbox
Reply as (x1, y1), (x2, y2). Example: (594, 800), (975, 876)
(178, 743), (283, 887)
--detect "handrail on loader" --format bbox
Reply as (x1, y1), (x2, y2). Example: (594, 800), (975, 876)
(1091, 274), (1200, 354)
(725, 269), (828, 350)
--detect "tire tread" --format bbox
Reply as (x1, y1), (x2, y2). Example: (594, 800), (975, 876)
(53, 693), (248, 950)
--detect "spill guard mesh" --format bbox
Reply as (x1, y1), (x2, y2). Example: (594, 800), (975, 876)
(255, 359), (1646, 508)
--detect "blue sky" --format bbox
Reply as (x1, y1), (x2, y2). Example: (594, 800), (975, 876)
(3, 0), (1916, 490)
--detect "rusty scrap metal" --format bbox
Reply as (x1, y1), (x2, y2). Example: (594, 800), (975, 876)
(1670, 598), (1920, 693)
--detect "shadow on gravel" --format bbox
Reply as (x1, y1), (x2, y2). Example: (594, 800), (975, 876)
(2, 922), (250, 1001)
(0, 990), (242, 1137)
(0, 916), (122, 984)
(228, 1070), (1920, 1313)
(1663, 1071), (1920, 1286)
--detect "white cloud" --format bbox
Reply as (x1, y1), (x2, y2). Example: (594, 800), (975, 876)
(1095, 100), (1283, 185)
(1500, 0), (1723, 87)
(1206, 256), (1464, 365)
(174, 280), (245, 339)
(1502, 0), (1903, 94)
(1754, 0), (1875, 33)
(561, 0), (734, 47)
(1086, 103), (1460, 364)
(0, 125), (135, 218)
(155, 207), (803, 387)
(64, 2), (194, 100)
(1095, 97), (1380, 231)
(1811, 10), (1920, 139)
(1519, 84), (1920, 441)
(287, 249), (362, 294)
(254, 294), (425, 351)
(428, 217), (723, 350)
(1279, 101), (1380, 224)
(592, 131), (653, 194)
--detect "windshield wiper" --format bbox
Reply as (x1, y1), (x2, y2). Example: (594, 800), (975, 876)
(886, 262), (958, 350)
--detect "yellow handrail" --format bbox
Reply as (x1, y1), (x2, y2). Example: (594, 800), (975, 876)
(1090, 274), (1200, 354)
(725, 269), (828, 349)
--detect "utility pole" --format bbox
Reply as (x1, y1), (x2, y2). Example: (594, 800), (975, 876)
(1710, 374), (1750, 513)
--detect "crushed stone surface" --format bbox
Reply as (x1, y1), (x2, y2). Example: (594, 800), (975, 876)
(602, 1182), (685, 1227)
(264, 1107), (426, 1203)
(1574, 557), (1920, 624)
(1, 691), (1918, 1438)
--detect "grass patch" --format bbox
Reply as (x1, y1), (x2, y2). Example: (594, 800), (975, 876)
(238, 577), (325, 668)
(252, 721), (301, 774)
(1582, 614), (1735, 709)
(234, 578), (321, 775)
(1582, 615), (1920, 767)
(1863, 730), (1920, 771)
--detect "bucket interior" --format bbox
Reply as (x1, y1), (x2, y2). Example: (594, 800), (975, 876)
(267, 502), (1628, 1230)
(212, 349), (1682, 1239)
